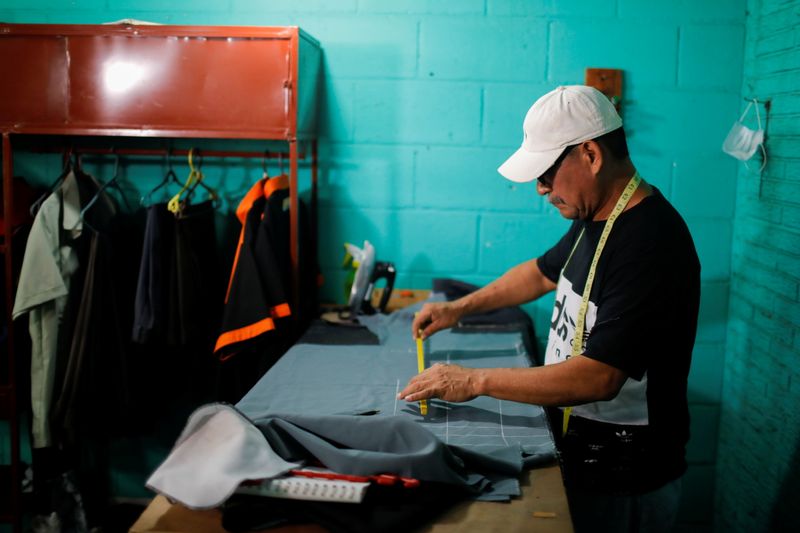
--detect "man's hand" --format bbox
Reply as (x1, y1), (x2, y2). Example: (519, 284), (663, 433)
(398, 363), (482, 403)
(412, 301), (464, 339)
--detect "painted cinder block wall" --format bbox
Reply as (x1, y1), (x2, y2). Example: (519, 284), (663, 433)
(0, 1), (748, 529)
(715, 0), (800, 532)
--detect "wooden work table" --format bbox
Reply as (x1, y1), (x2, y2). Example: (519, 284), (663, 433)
(130, 462), (572, 533)
(131, 290), (573, 532)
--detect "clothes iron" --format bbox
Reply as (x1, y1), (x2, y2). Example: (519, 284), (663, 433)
(322, 241), (396, 325)
(359, 261), (396, 315)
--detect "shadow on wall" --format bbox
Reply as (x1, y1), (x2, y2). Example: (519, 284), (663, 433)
(619, 99), (662, 159)
(686, 279), (729, 408)
(770, 433), (800, 531)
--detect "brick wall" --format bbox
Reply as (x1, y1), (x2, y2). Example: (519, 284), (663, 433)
(0, 1), (749, 528)
(716, 1), (800, 531)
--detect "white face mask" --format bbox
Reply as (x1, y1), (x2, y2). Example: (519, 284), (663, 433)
(722, 99), (766, 170)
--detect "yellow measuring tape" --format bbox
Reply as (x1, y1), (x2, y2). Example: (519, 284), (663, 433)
(562, 172), (642, 437)
(412, 312), (429, 415)
(416, 330), (428, 416)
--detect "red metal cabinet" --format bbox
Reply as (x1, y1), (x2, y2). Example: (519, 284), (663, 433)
(0, 24), (320, 139)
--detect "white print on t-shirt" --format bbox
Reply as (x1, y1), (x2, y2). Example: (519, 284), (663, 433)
(545, 274), (649, 425)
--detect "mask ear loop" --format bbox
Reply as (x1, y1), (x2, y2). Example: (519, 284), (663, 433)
(743, 98), (767, 173)
(754, 98), (762, 129)
(738, 100), (754, 123)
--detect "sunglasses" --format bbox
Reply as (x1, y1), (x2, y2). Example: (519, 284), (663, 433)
(537, 145), (576, 188)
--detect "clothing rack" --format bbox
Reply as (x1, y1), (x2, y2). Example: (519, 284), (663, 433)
(0, 23), (322, 532)
(24, 145), (319, 282)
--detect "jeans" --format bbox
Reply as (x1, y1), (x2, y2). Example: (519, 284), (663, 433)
(568, 476), (682, 533)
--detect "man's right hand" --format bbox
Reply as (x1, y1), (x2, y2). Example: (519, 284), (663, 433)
(412, 301), (464, 339)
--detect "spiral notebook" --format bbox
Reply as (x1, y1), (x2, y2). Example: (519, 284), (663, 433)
(237, 473), (370, 504)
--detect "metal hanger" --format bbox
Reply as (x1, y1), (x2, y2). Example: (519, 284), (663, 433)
(79, 151), (126, 228)
(184, 150), (220, 209)
(29, 148), (74, 216)
(262, 149), (270, 180)
(141, 149), (182, 207)
(168, 148), (219, 214)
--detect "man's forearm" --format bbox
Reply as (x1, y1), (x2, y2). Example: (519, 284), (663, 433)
(398, 355), (628, 405)
(457, 258), (556, 315)
(473, 356), (627, 406)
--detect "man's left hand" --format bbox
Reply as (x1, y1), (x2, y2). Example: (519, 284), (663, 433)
(398, 363), (480, 403)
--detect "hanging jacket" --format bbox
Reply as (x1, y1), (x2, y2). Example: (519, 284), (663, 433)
(214, 176), (294, 360)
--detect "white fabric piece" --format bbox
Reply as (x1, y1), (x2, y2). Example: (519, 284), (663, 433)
(146, 404), (300, 510)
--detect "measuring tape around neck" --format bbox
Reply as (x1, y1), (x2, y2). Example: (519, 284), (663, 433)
(561, 172), (642, 437)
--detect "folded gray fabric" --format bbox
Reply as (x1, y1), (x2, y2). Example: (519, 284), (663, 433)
(255, 412), (507, 495)
(146, 403), (523, 508)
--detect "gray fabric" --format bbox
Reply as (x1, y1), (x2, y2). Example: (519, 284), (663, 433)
(239, 299), (554, 460)
(253, 413), (506, 498)
(236, 299), (556, 500)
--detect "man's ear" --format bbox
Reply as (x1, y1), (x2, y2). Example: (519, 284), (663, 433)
(581, 140), (604, 176)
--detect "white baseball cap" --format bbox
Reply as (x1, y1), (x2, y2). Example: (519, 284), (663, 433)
(498, 85), (623, 183)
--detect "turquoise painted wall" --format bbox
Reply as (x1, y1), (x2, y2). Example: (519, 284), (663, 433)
(716, 1), (800, 532)
(0, 1), (748, 530)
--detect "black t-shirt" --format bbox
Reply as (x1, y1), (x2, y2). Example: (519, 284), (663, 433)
(538, 187), (700, 494)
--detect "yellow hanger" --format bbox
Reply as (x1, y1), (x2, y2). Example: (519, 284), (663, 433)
(168, 148), (203, 214)
(184, 150), (220, 208)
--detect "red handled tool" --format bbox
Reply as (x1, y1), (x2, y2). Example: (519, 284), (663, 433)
(289, 469), (420, 488)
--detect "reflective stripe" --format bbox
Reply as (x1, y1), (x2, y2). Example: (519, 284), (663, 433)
(215, 315), (278, 359)
(271, 302), (291, 318)
(225, 179), (269, 302)
(224, 227), (247, 304)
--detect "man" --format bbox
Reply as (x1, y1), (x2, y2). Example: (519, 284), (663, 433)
(399, 85), (700, 532)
